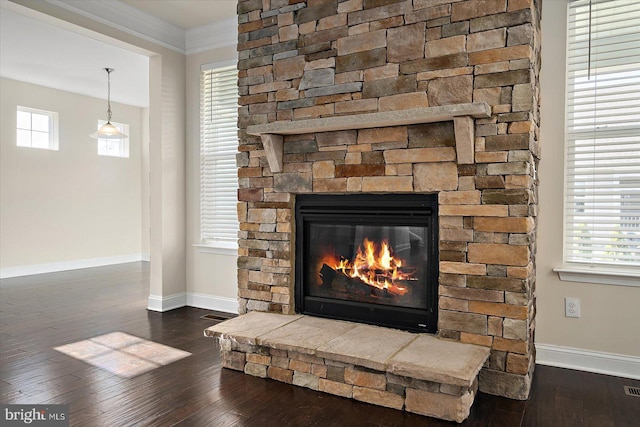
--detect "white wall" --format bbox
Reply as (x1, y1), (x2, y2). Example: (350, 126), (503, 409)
(537, 0), (640, 377)
(146, 51), (187, 308)
(185, 46), (239, 313)
(141, 107), (150, 257)
(0, 78), (143, 275)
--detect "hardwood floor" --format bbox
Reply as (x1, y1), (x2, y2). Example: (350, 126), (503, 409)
(1, 262), (638, 426)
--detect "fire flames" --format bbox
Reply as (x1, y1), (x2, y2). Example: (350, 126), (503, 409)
(321, 238), (414, 296)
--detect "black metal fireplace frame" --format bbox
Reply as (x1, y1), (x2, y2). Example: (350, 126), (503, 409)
(295, 194), (439, 333)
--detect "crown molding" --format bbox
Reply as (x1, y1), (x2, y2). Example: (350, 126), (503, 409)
(186, 16), (237, 55)
(15, 0), (238, 56)
(46, 0), (186, 54)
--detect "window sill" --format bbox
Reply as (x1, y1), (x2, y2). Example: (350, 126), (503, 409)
(193, 243), (237, 256)
(553, 267), (640, 287)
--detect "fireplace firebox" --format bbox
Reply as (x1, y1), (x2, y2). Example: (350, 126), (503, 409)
(295, 194), (439, 333)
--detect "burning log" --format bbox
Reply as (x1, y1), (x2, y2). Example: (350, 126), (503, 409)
(316, 237), (417, 298)
(319, 263), (409, 297)
(319, 263), (336, 288)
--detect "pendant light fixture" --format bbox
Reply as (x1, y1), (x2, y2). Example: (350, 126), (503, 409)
(90, 68), (128, 139)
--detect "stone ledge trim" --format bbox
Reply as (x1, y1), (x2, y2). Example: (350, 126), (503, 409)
(203, 311), (303, 344)
(247, 103), (491, 172)
(387, 334), (490, 387)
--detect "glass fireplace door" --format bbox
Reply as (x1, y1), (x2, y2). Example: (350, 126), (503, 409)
(295, 194), (438, 333)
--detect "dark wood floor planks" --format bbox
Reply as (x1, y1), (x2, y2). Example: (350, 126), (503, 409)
(1, 262), (639, 426)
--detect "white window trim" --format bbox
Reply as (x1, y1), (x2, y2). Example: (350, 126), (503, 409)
(16, 106), (59, 151)
(557, 0), (640, 284)
(97, 120), (130, 158)
(193, 243), (238, 256)
(554, 266), (640, 287)
(199, 59), (239, 252)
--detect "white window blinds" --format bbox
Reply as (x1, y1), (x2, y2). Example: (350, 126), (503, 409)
(565, 0), (640, 268)
(200, 63), (239, 247)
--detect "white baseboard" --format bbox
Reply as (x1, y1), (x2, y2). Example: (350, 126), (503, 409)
(140, 253), (150, 262)
(186, 292), (238, 314)
(0, 254), (148, 279)
(536, 343), (640, 380)
(147, 292), (187, 312)
(147, 292), (238, 314)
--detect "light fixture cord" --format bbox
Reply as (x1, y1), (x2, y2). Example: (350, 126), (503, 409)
(106, 68), (113, 123)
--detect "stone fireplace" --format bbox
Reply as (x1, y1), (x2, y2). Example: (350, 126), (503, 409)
(230, 0), (541, 406)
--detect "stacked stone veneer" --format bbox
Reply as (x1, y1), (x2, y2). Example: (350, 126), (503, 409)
(236, 0), (541, 400)
(217, 335), (480, 423)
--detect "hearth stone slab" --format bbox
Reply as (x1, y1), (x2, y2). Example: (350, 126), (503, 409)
(258, 315), (357, 355)
(205, 312), (491, 422)
(203, 311), (302, 345)
(387, 334), (489, 387)
(315, 324), (416, 371)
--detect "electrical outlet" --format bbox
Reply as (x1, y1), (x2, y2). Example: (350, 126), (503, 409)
(565, 297), (580, 318)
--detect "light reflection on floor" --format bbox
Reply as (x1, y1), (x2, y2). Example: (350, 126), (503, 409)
(54, 332), (191, 378)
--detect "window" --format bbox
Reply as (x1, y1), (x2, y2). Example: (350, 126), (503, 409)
(621, 180), (640, 228)
(200, 61), (239, 248)
(97, 120), (129, 158)
(564, 0), (640, 271)
(16, 106), (58, 150)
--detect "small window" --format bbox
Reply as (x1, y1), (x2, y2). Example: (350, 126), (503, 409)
(97, 120), (129, 158)
(16, 106), (58, 150)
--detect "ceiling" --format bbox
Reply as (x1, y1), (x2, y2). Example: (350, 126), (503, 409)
(0, 7), (150, 107)
(121, 0), (236, 30)
(0, 0), (237, 107)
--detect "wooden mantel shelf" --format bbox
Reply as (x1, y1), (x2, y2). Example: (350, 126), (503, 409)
(246, 102), (491, 173)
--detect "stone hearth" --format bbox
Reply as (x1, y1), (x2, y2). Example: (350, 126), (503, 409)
(229, 0), (542, 413)
(206, 312), (490, 423)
